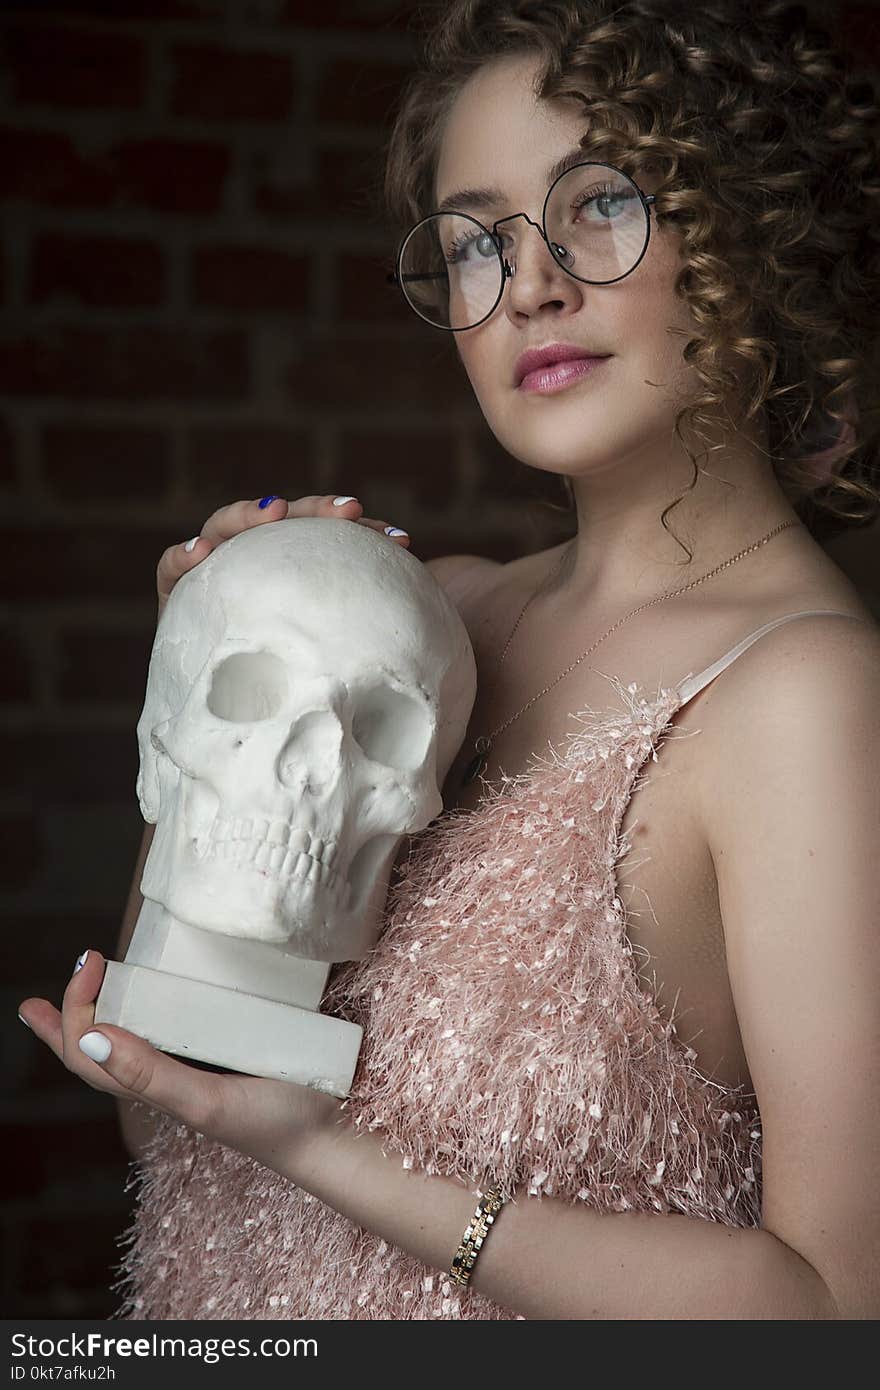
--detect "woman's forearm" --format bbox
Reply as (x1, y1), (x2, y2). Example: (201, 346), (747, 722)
(289, 1105), (838, 1320)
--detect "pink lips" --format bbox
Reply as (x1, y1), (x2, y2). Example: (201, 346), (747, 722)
(517, 355), (610, 394)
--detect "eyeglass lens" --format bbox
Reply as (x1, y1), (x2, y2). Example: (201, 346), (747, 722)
(398, 164), (649, 330)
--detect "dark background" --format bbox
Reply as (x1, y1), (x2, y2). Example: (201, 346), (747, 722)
(2, 0), (878, 1319)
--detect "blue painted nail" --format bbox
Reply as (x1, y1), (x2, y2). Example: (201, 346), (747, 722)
(258, 495), (280, 510)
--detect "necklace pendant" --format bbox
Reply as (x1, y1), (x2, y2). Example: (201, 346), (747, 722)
(462, 735), (492, 786)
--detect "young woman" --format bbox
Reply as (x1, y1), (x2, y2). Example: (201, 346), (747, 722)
(20, 0), (880, 1319)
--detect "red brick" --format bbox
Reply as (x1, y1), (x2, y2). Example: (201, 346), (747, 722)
(5, 21), (146, 110)
(337, 251), (405, 321)
(1, 126), (116, 207)
(251, 141), (383, 221)
(170, 42), (294, 122)
(0, 626), (32, 702)
(186, 424), (314, 508)
(43, 422), (171, 500)
(2, 0), (221, 18)
(0, 814), (43, 889)
(0, 416), (15, 490)
(0, 126), (230, 215)
(0, 725), (139, 802)
(57, 627), (156, 703)
(31, 232), (164, 308)
(0, 526), (176, 602)
(192, 244), (309, 312)
(272, 1), (413, 32)
(0, 326), (248, 399)
(334, 426), (459, 508)
(111, 136), (232, 215)
(316, 58), (410, 125)
(285, 333), (471, 411)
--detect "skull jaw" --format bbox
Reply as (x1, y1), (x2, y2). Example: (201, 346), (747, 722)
(141, 815), (404, 959)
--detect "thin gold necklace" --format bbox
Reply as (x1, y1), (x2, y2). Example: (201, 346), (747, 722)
(461, 518), (801, 786)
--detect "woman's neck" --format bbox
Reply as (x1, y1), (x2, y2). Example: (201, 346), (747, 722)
(558, 438), (802, 612)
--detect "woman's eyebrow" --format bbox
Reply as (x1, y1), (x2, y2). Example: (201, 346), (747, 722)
(435, 145), (589, 215)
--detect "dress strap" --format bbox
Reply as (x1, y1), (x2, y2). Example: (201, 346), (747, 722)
(675, 609), (864, 707)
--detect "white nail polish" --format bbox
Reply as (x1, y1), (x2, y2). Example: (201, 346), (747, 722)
(74, 950), (89, 974)
(79, 1031), (112, 1063)
(184, 536), (200, 552)
(332, 496), (357, 507)
(385, 526), (408, 537)
(18, 1012), (31, 1030)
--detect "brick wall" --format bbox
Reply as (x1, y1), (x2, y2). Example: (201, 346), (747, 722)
(1, 0), (575, 1321)
(1, 0), (877, 1320)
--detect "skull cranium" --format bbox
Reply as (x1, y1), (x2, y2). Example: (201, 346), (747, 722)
(136, 518), (477, 962)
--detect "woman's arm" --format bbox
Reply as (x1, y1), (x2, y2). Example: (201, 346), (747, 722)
(287, 1105), (836, 1320)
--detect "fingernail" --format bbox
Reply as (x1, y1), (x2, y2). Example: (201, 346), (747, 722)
(73, 950), (89, 975)
(258, 495), (280, 510)
(79, 1031), (112, 1063)
(385, 526), (408, 537)
(332, 495), (358, 507)
(18, 1012), (31, 1030)
(184, 536), (200, 553)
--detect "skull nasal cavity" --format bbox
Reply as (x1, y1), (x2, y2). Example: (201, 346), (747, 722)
(207, 651), (288, 722)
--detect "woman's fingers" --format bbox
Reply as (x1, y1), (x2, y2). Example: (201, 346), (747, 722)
(199, 495), (291, 546)
(156, 492), (411, 615)
(23, 950), (224, 1131)
(20, 956), (142, 1103)
(286, 494), (361, 520)
(156, 535), (205, 613)
(156, 496), (289, 611)
(287, 494), (411, 545)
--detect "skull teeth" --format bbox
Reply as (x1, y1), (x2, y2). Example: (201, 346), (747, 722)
(208, 816), (338, 869)
(205, 817), (344, 898)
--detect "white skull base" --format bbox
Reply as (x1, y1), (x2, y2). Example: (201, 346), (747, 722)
(136, 518), (477, 963)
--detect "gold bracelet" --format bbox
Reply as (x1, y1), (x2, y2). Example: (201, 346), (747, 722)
(449, 1183), (506, 1288)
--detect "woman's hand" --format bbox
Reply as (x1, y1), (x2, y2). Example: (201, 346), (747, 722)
(157, 494), (410, 619)
(18, 950), (341, 1177)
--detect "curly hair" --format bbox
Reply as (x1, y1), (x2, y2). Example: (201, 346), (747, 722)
(378, 0), (880, 555)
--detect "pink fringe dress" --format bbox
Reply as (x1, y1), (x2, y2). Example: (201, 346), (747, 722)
(113, 610), (852, 1320)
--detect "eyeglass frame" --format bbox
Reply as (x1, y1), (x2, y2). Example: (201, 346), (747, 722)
(385, 161), (657, 332)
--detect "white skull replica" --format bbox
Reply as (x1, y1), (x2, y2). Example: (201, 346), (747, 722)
(95, 518), (477, 1096)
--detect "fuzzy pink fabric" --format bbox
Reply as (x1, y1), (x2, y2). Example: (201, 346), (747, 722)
(113, 673), (762, 1320)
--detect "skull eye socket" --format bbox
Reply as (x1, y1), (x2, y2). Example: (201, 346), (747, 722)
(207, 651), (288, 722)
(351, 685), (432, 770)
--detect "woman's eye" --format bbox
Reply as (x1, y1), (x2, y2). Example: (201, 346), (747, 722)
(448, 231), (499, 262)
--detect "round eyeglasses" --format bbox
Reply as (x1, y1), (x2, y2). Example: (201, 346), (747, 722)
(386, 162), (656, 332)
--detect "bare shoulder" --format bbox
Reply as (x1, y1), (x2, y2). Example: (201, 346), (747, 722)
(707, 605), (879, 721)
(423, 553), (502, 611)
(692, 605), (880, 830)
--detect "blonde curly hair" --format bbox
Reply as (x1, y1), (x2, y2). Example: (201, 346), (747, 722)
(378, 0), (880, 554)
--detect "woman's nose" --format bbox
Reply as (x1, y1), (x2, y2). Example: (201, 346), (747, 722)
(503, 226), (581, 315)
